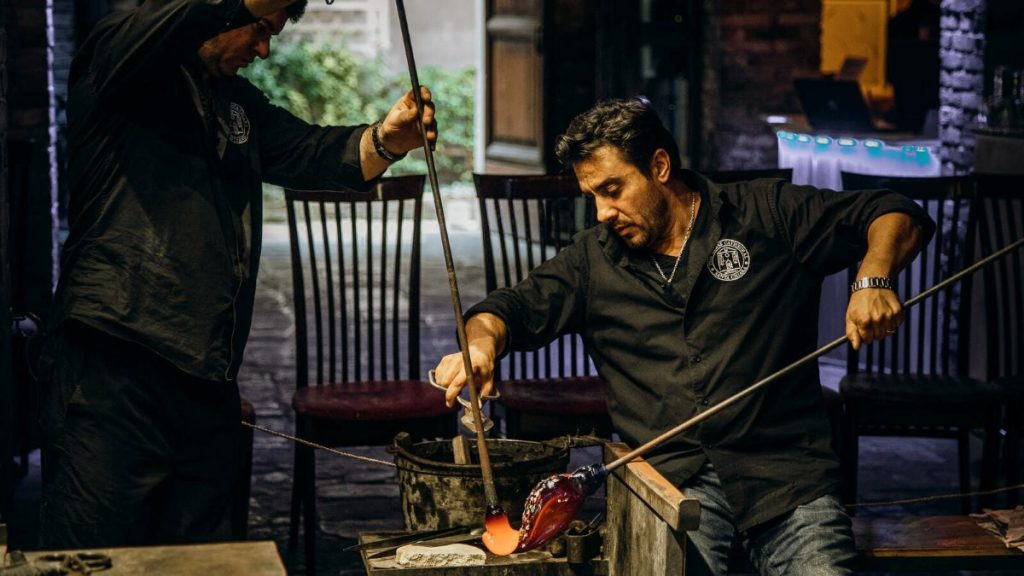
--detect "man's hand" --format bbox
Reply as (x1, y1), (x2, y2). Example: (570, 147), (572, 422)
(846, 288), (903, 350)
(359, 86), (437, 180)
(380, 86), (437, 156)
(432, 313), (507, 408)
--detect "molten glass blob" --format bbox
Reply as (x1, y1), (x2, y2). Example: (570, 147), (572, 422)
(482, 464), (607, 555)
(482, 506), (520, 556)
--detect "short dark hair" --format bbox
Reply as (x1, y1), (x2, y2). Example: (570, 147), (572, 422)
(286, 0), (308, 22)
(554, 97), (682, 178)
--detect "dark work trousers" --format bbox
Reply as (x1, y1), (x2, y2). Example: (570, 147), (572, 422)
(39, 321), (241, 548)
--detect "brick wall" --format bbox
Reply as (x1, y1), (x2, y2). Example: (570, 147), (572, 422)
(939, 0), (986, 174)
(707, 0), (821, 171)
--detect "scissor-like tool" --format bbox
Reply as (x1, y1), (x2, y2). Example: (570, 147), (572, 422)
(33, 552), (112, 575)
(428, 369), (499, 433)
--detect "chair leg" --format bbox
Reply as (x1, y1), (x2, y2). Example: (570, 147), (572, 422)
(303, 446), (317, 576)
(840, 403), (859, 513)
(1005, 400), (1022, 507)
(288, 446), (299, 549)
(957, 430), (971, 514)
(288, 440), (304, 552)
(233, 406), (255, 540)
(289, 417), (313, 553)
(979, 412), (1002, 510)
(505, 407), (521, 439)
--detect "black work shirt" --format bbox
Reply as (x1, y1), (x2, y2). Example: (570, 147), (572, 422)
(468, 171), (934, 530)
(53, 0), (372, 381)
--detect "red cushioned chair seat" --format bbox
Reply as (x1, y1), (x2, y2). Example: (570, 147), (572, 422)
(498, 376), (607, 416)
(292, 380), (457, 420)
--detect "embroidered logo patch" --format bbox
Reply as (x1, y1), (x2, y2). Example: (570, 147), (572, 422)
(707, 239), (751, 281)
(228, 102), (250, 144)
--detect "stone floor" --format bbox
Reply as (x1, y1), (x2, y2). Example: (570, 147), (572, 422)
(6, 206), (1021, 575)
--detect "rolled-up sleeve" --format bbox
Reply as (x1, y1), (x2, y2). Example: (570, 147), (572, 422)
(769, 183), (936, 276)
(251, 87), (372, 192)
(466, 238), (589, 353)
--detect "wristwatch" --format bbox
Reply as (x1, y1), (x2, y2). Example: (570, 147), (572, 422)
(850, 276), (893, 293)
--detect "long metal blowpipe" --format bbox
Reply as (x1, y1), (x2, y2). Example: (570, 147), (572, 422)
(497, 234), (1024, 555)
(393, 0), (520, 555)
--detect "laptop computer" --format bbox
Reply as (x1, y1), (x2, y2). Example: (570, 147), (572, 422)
(793, 77), (879, 133)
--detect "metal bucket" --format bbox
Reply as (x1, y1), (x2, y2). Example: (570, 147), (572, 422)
(390, 435), (570, 531)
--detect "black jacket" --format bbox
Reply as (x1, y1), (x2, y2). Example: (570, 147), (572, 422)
(53, 0), (372, 381)
(469, 171), (934, 530)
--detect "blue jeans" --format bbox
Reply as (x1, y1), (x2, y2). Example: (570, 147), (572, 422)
(679, 460), (855, 576)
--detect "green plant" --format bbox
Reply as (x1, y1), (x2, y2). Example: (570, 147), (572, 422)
(243, 41), (475, 184)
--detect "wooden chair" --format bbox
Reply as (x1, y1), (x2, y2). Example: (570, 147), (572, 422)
(473, 173), (612, 440)
(973, 173), (1024, 507)
(285, 177), (457, 573)
(232, 398), (256, 540)
(703, 168), (793, 184)
(838, 172), (1001, 514)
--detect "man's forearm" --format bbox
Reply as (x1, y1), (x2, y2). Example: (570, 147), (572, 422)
(855, 212), (923, 279)
(466, 312), (508, 359)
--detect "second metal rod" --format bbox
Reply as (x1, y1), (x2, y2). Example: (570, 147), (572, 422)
(394, 0), (499, 507)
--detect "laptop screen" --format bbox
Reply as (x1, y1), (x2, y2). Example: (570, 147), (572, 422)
(793, 78), (876, 133)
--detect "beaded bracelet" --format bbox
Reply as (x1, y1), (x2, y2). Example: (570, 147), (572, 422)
(371, 121), (406, 163)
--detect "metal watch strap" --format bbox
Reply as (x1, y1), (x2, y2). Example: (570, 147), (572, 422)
(850, 276), (893, 293)
(371, 121), (406, 163)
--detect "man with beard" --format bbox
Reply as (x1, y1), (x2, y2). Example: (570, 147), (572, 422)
(433, 98), (933, 575)
(42, 0), (436, 548)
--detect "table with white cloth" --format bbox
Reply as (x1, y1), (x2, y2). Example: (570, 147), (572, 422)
(777, 130), (941, 190)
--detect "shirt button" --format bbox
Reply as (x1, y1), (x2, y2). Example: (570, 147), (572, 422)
(692, 355), (702, 364)
(699, 398), (709, 407)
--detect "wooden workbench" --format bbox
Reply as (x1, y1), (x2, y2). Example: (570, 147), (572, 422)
(26, 540), (286, 575)
(364, 441), (1022, 574)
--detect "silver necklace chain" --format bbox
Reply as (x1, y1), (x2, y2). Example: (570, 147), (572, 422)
(652, 190), (697, 285)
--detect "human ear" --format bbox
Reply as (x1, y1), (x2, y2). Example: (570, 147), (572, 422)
(650, 148), (672, 183)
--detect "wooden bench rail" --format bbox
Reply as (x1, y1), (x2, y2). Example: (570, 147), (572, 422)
(603, 442), (700, 532)
(604, 442), (701, 576)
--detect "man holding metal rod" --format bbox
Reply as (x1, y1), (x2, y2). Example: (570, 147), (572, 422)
(434, 98), (933, 575)
(41, 0), (436, 549)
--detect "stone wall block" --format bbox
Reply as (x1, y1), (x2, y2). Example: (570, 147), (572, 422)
(942, 52), (964, 70)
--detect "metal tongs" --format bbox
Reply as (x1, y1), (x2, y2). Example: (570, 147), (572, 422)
(346, 525), (486, 559)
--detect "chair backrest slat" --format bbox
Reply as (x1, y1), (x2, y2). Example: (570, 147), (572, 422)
(974, 174), (1024, 380)
(303, 201), (324, 385)
(350, 202), (361, 382)
(335, 203), (349, 381)
(319, 201), (337, 383)
(285, 176), (426, 388)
